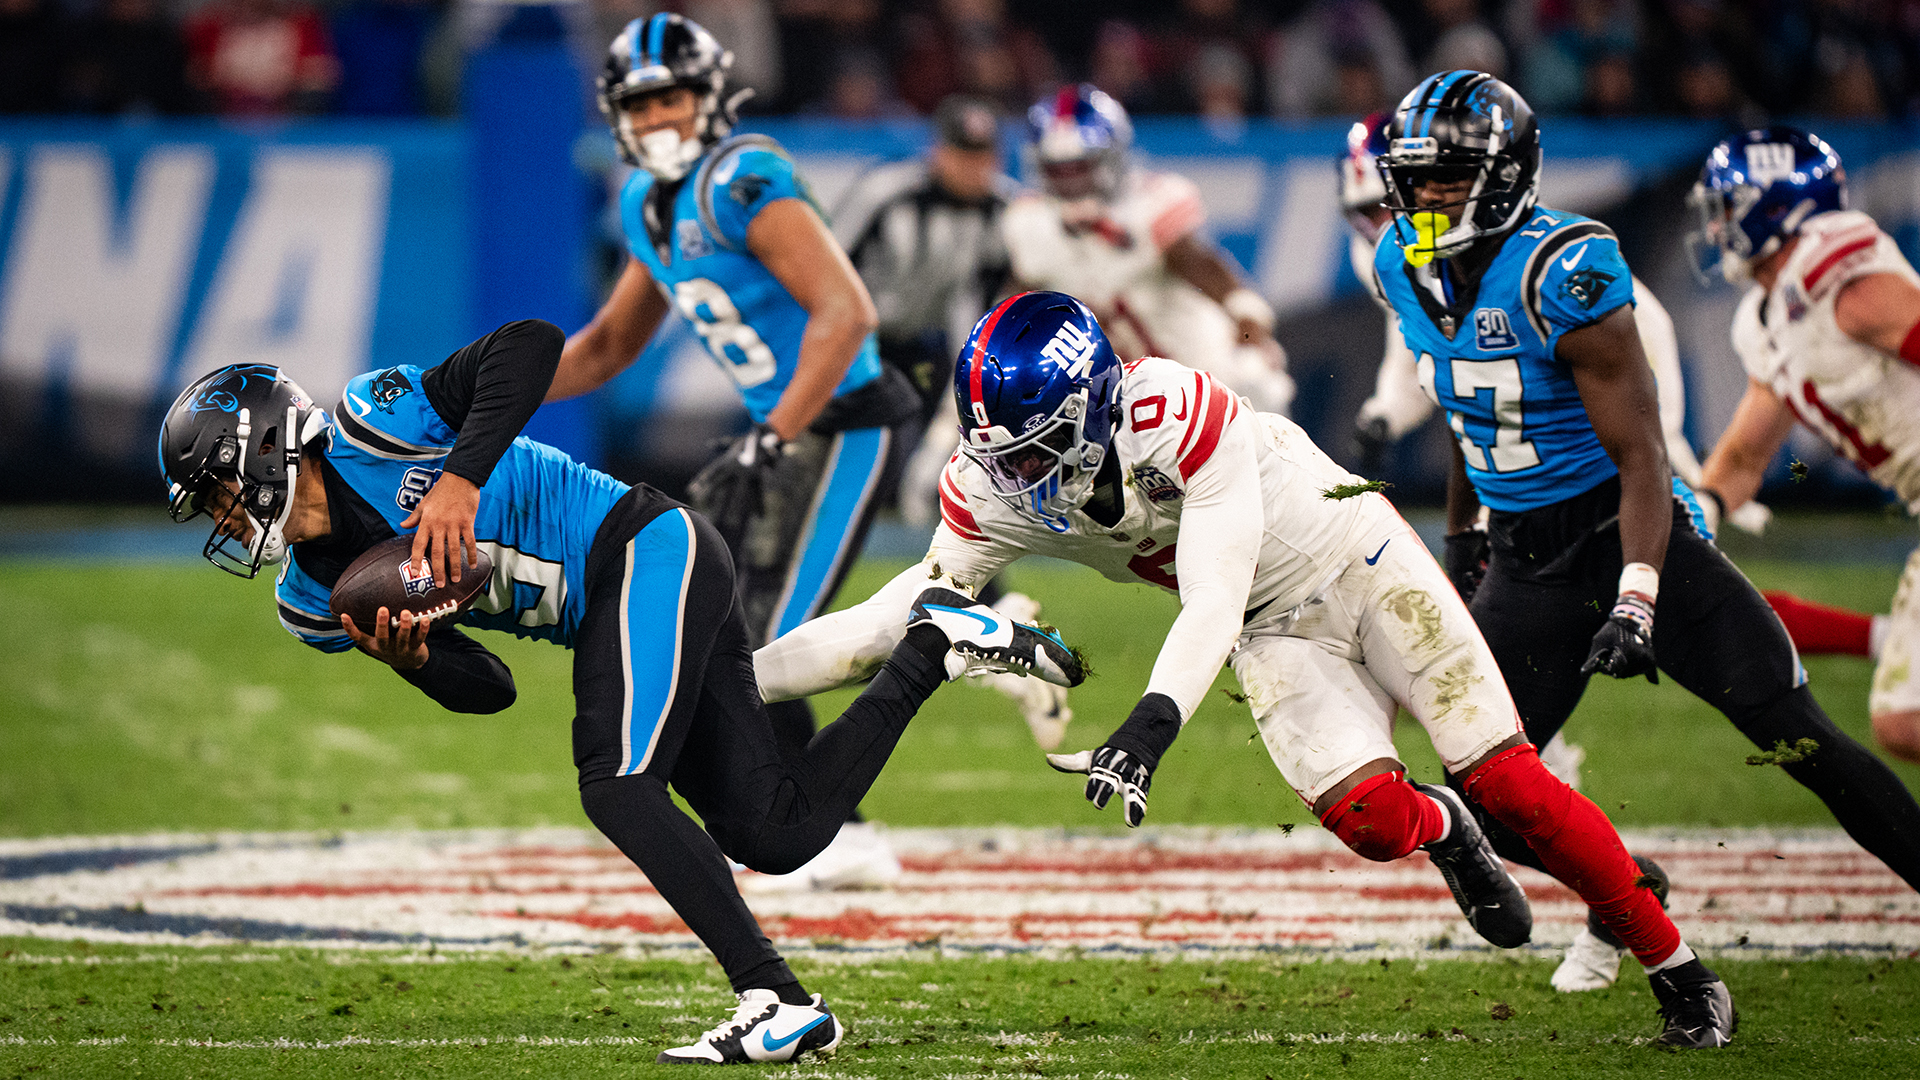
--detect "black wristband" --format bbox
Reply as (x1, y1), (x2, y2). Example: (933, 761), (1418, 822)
(1104, 692), (1184, 771)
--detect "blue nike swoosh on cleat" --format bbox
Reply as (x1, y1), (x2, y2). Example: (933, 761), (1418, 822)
(761, 1013), (829, 1052)
(1365, 540), (1390, 565)
(926, 604), (1000, 635)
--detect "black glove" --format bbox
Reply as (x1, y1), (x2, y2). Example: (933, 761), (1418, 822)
(686, 423), (784, 550)
(1353, 416), (1392, 473)
(1045, 693), (1182, 828)
(1444, 528), (1490, 604)
(1580, 594), (1659, 683)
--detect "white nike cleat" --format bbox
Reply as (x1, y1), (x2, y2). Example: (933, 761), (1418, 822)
(1551, 925), (1626, 992)
(656, 989), (842, 1064)
(737, 821), (901, 894)
(907, 587), (1085, 686)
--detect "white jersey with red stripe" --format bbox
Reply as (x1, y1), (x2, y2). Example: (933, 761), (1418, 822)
(1002, 170), (1230, 371)
(1732, 210), (1920, 505)
(752, 356), (1385, 721)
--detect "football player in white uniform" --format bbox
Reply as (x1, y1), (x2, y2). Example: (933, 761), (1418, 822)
(1001, 85), (1295, 416)
(1339, 113), (1771, 539)
(754, 292), (1728, 1048)
(1693, 127), (1920, 765)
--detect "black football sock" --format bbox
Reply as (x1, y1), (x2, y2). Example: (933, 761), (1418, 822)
(764, 980), (813, 1006)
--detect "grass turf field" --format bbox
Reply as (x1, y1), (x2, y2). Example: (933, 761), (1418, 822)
(4, 538), (1920, 1077)
(4, 943), (1919, 1078)
(1, 552), (1915, 835)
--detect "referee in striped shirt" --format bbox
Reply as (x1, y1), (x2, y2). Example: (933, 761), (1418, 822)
(832, 95), (1016, 524)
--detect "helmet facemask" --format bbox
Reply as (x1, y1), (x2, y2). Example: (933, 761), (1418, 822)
(166, 403), (325, 578)
(964, 390), (1107, 531)
(1380, 103), (1536, 264)
(608, 80), (745, 181)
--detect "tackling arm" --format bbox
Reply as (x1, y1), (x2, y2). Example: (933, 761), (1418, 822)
(748, 198), (880, 440)
(1164, 233), (1279, 349)
(1700, 378), (1798, 513)
(1833, 271), (1920, 359)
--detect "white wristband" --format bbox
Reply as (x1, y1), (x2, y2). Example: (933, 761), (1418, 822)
(1618, 562), (1659, 603)
(1222, 287), (1276, 333)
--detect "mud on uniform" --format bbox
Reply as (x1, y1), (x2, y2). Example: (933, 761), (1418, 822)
(1730, 210), (1920, 715)
(1373, 207), (1920, 887)
(754, 356), (1521, 805)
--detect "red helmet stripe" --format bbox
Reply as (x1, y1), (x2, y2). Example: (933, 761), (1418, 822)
(967, 292), (1027, 421)
(1054, 86), (1078, 119)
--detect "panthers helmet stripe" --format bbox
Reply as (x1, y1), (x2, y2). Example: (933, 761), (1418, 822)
(967, 293), (1026, 419)
(645, 12), (665, 66)
(1414, 70), (1475, 140)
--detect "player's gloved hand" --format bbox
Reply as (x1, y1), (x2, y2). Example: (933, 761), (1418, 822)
(1353, 416), (1391, 473)
(1048, 746), (1153, 827)
(1444, 527), (1490, 604)
(687, 423), (784, 548)
(1581, 593), (1659, 683)
(1046, 693), (1183, 828)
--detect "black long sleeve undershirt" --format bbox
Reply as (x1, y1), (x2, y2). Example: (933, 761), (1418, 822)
(420, 319), (564, 488)
(396, 624), (517, 713)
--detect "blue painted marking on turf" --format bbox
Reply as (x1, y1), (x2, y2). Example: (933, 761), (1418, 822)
(0, 844), (219, 880)
(0, 902), (523, 945)
(772, 427), (887, 639)
(617, 508), (696, 777)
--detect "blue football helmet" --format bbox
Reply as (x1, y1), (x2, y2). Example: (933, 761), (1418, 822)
(1025, 84), (1133, 206)
(1339, 110), (1393, 243)
(158, 363), (328, 578)
(598, 13), (748, 180)
(1378, 71), (1541, 260)
(955, 292), (1122, 531)
(1687, 126), (1847, 284)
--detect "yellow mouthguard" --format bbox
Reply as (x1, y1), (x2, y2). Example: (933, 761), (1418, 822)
(1404, 212), (1449, 267)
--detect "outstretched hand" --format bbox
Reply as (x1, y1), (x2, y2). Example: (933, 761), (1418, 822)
(1048, 745), (1154, 828)
(401, 473), (481, 588)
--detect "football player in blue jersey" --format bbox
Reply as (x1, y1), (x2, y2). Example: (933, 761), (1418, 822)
(155, 321), (1081, 1064)
(1373, 70), (1913, 1042)
(548, 13), (921, 890)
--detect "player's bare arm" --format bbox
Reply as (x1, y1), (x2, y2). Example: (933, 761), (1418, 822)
(1562, 307), (1671, 573)
(747, 197), (880, 439)
(548, 256), (672, 401)
(1443, 440), (1489, 601)
(1834, 270), (1920, 357)
(1162, 233), (1278, 350)
(1701, 378), (1797, 513)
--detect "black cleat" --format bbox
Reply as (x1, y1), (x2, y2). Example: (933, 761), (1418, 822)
(1415, 783), (1532, 948)
(1650, 960), (1737, 1048)
(1590, 854), (1671, 947)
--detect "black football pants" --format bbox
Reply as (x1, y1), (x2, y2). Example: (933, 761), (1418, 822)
(572, 489), (945, 992)
(1459, 477), (1920, 892)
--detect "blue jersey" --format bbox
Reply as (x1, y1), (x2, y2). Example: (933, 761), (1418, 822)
(275, 364), (631, 652)
(1374, 208), (1636, 512)
(620, 134), (883, 422)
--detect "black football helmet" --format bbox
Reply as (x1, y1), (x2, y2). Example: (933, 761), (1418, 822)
(158, 364), (328, 578)
(1379, 71), (1542, 261)
(598, 13), (748, 180)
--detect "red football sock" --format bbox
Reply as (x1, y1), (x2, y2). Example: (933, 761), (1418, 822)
(1764, 591), (1874, 657)
(1465, 746), (1681, 967)
(1318, 770), (1446, 862)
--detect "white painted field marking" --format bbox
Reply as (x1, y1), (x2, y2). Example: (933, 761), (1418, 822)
(1, 828), (1913, 959)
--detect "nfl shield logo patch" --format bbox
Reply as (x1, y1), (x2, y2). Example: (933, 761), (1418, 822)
(398, 558), (435, 598)
(677, 219), (712, 260)
(1131, 464), (1183, 503)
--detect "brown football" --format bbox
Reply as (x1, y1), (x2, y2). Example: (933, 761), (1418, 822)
(328, 535), (495, 631)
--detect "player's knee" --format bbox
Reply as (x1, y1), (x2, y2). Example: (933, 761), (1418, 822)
(1463, 745), (1571, 839)
(1872, 710), (1920, 764)
(1318, 773), (1430, 862)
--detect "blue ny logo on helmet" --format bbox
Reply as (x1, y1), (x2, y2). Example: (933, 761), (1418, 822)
(1687, 126), (1847, 284)
(954, 292), (1121, 532)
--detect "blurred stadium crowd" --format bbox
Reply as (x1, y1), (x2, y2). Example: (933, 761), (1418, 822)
(3, 0), (1920, 123)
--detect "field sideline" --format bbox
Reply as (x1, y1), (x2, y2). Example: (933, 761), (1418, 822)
(5, 541), (1920, 1075)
